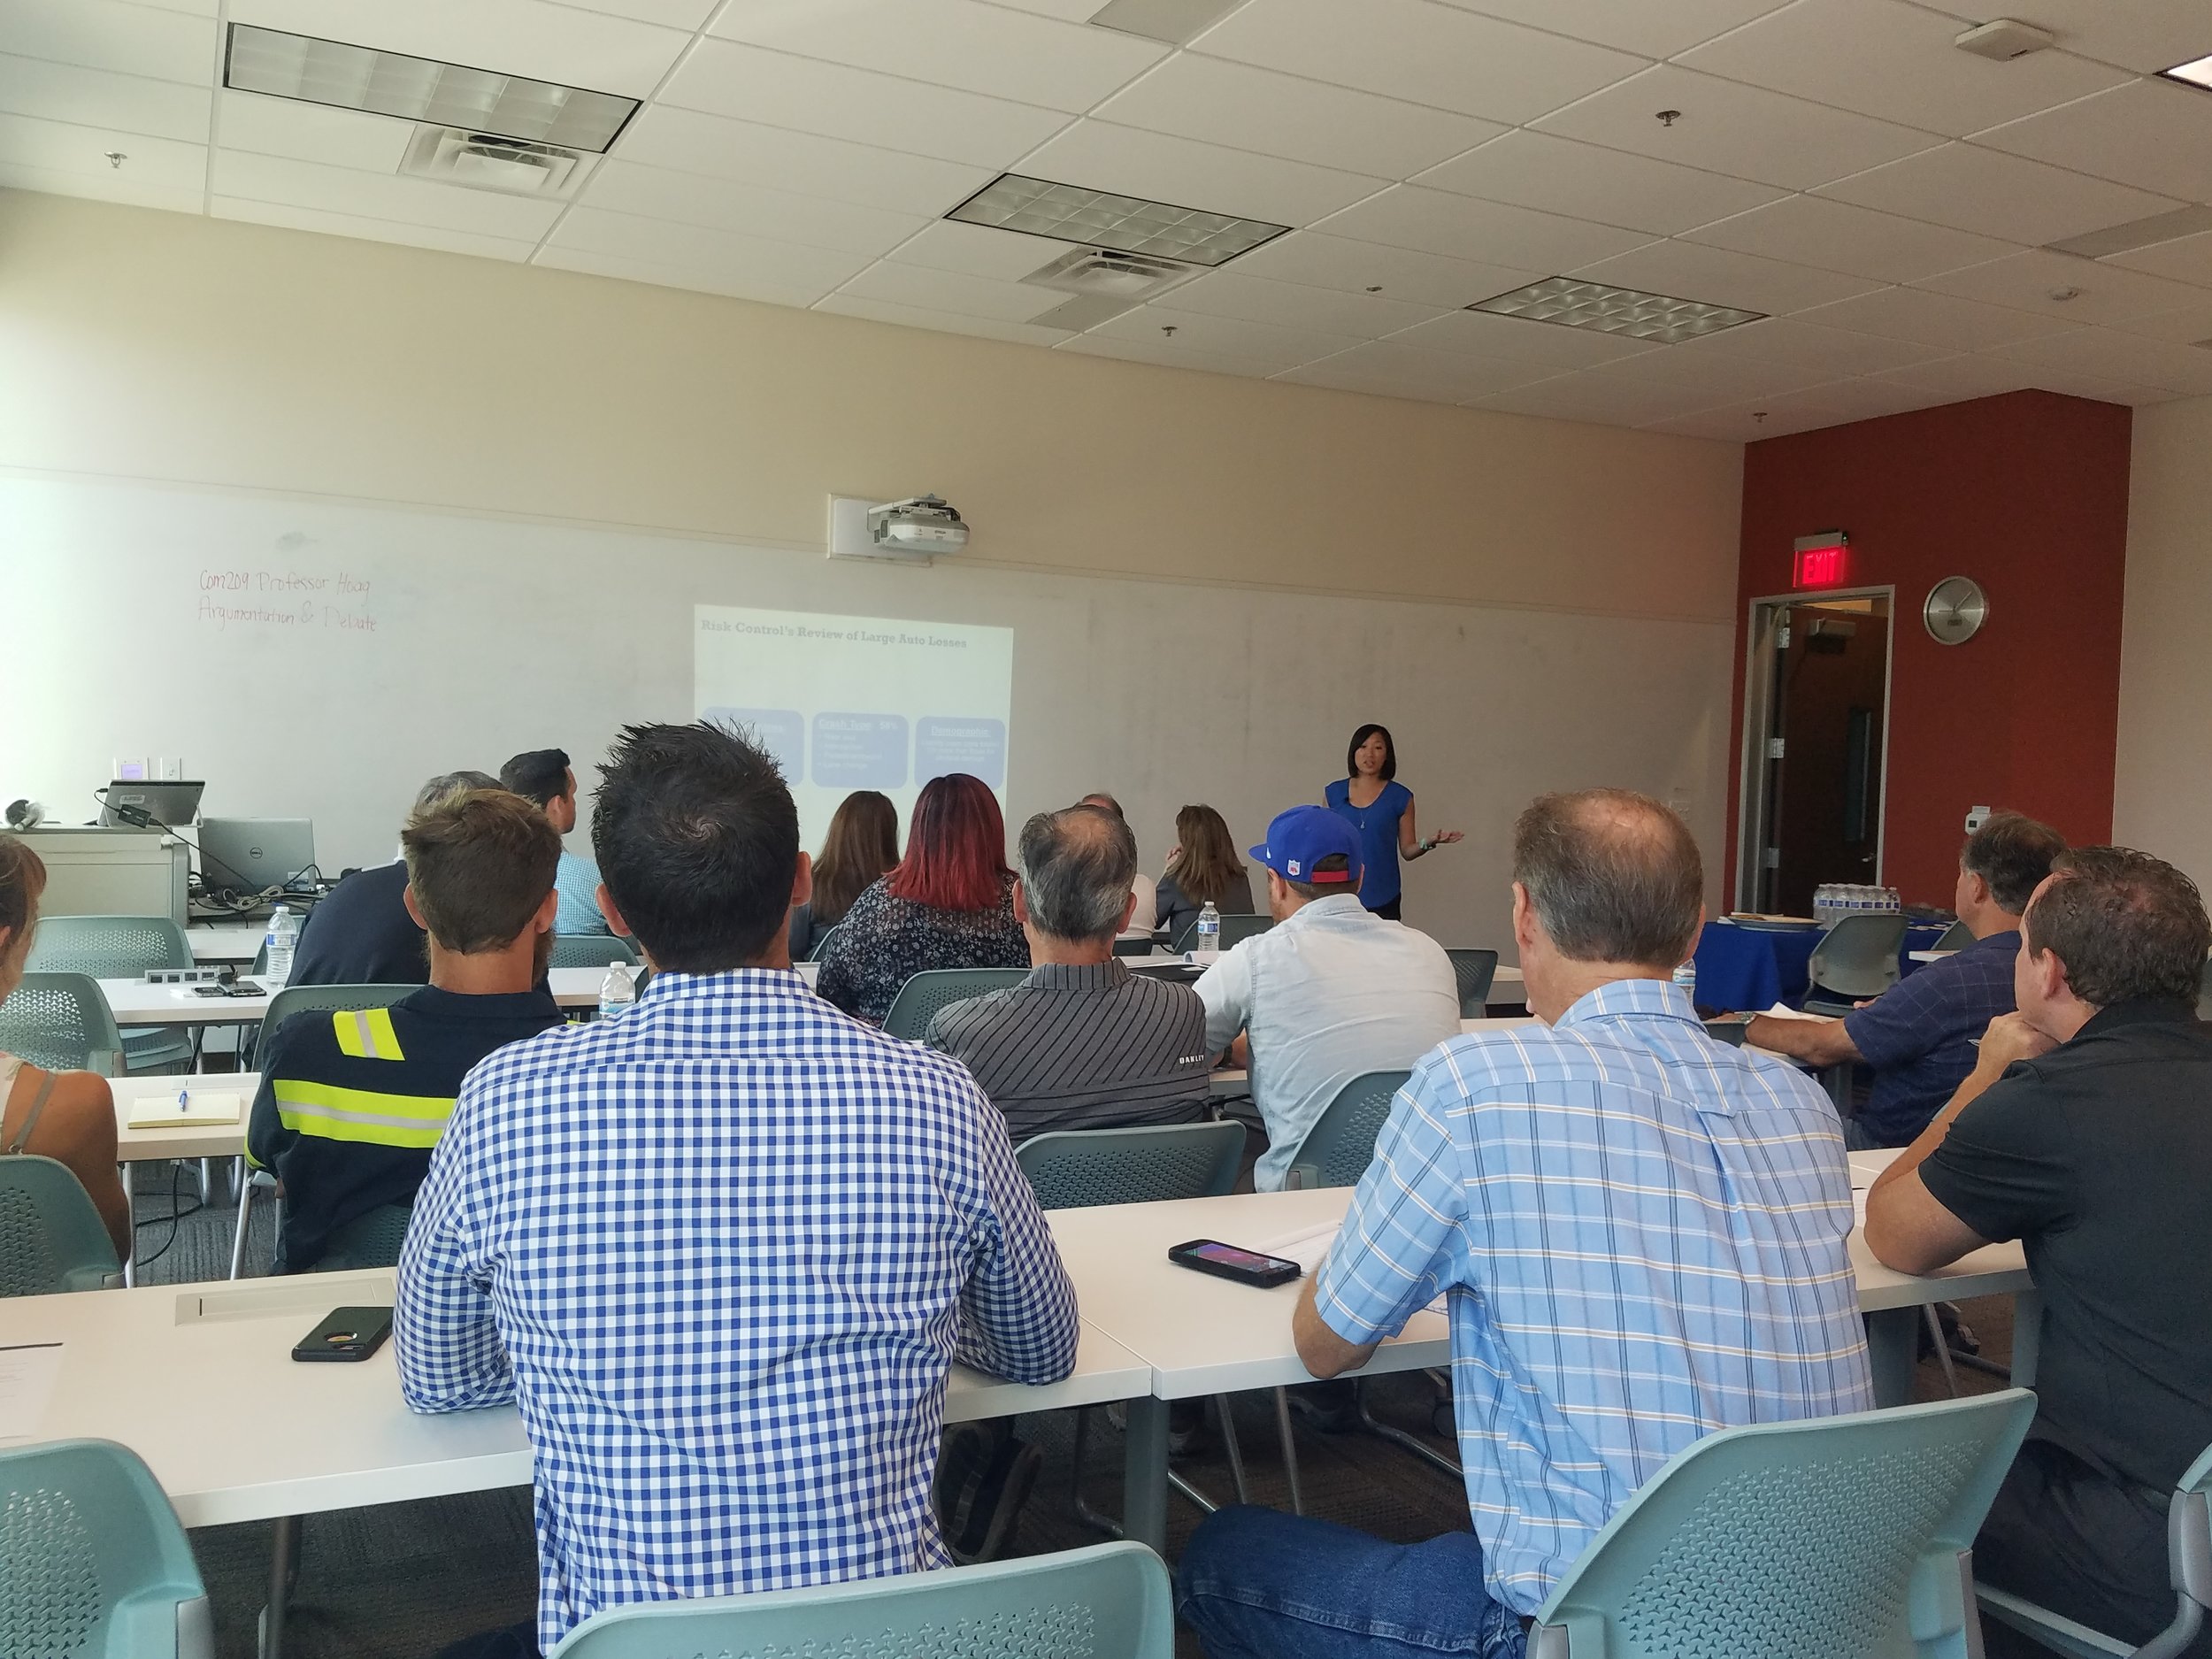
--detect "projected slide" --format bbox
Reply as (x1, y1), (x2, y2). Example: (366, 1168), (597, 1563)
(695, 604), (1015, 847)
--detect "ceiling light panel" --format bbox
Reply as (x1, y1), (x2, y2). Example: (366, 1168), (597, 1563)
(1468, 277), (1764, 343)
(2162, 53), (2212, 91)
(224, 25), (640, 154)
(945, 173), (1287, 266)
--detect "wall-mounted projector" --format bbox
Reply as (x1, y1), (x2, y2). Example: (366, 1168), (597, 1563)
(869, 495), (968, 554)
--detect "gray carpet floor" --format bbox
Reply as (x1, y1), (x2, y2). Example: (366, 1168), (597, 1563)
(125, 1160), (2013, 1659)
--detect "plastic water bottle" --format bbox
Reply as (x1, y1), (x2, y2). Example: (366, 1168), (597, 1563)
(1671, 956), (1697, 1002)
(597, 961), (636, 1021)
(263, 905), (297, 989)
(1193, 902), (1222, 964)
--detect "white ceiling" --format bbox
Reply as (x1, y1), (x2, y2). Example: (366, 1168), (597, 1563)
(9, 0), (2212, 439)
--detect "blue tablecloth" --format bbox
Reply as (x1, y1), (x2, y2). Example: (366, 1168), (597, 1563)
(1695, 918), (1958, 1011)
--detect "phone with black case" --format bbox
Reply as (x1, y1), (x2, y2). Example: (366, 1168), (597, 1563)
(292, 1306), (393, 1363)
(1167, 1239), (1302, 1289)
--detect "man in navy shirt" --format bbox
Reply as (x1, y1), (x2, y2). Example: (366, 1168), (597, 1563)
(1748, 811), (2065, 1146)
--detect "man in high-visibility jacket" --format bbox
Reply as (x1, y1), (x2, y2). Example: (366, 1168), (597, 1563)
(248, 787), (565, 1271)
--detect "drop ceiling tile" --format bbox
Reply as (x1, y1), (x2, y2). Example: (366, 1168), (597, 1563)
(1275, 338), (1556, 398)
(1989, 327), (2212, 394)
(1935, 0), (2212, 76)
(1664, 316), (1949, 373)
(834, 259), (1071, 323)
(1472, 372), (1722, 426)
(0, 110), (205, 189)
(535, 243), (838, 309)
(1383, 308), (1667, 367)
(1414, 129), (1782, 235)
(1972, 80), (2212, 207)
(0, 58), (211, 144)
(1084, 302), (1364, 372)
(1434, 0), (1790, 58)
(211, 195), (540, 259)
(547, 205), (879, 293)
(1875, 351), (2158, 403)
(1816, 142), (2183, 246)
(129, 0), (216, 14)
(708, 0), (1165, 113)
(5, 0), (215, 85)
(658, 39), (1071, 170)
(1091, 55), (1504, 181)
(1228, 230), (1543, 308)
(1677, 0), (2130, 138)
(1055, 332), (1281, 379)
(987, 0), (1097, 17)
(1916, 249), (2208, 325)
(1018, 121), (1386, 229)
(1646, 391), (1884, 440)
(883, 220), (1079, 281)
(213, 148), (564, 237)
(1314, 185), (1650, 272)
(555, 0), (718, 27)
(579, 159), (928, 256)
(1188, 0), (1646, 125)
(604, 107), (989, 218)
(226, 0), (692, 100)
(1157, 271), (1444, 338)
(813, 291), (1075, 347)
(1574, 346), (1836, 403)
(1532, 65), (1943, 191)
(2108, 232), (2212, 288)
(1570, 239), (1884, 313)
(2112, 300), (2212, 345)
(1683, 196), (2020, 284)
(1793, 284), (2081, 349)
(216, 88), (410, 172)
(0, 157), (206, 213)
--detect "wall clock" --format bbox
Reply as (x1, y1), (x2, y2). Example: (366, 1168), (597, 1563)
(1924, 576), (1988, 645)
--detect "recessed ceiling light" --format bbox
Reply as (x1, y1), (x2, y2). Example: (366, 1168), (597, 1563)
(945, 173), (1287, 268)
(2047, 204), (2212, 257)
(1087, 0), (1241, 46)
(1467, 278), (1764, 343)
(223, 24), (639, 153)
(2161, 52), (2212, 91)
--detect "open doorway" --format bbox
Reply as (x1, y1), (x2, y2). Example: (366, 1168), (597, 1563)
(1735, 588), (1894, 915)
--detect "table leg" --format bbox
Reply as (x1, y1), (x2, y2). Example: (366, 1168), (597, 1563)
(1122, 1395), (1170, 1555)
(258, 1513), (301, 1659)
(119, 1163), (135, 1288)
(1866, 1308), (1917, 1408)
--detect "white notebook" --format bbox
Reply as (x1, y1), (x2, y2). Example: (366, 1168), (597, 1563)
(127, 1092), (242, 1129)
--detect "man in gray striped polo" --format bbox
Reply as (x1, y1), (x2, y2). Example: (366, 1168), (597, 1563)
(929, 803), (1213, 1142)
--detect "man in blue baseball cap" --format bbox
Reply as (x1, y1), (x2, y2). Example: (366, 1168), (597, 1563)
(1194, 804), (1459, 1194)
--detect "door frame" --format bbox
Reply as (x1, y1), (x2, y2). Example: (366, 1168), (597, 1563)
(1733, 585), (1898, 911)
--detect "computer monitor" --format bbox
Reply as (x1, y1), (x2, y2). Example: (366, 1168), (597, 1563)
(100, 780), (205, 828)
(196, 818), (318, 894)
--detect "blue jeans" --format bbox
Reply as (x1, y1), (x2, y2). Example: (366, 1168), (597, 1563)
(1176, 1506), (1528, 1659)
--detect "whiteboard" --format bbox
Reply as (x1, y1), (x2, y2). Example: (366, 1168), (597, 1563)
(1, 474), (1736, 954)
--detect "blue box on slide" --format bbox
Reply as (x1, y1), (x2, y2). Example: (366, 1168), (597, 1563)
(813, 713), (908, 787)
(703, 708), (804, 784)
(916, 717), (1006, 788)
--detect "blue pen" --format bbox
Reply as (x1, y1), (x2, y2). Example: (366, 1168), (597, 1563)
(175, 1087), (189, 1114)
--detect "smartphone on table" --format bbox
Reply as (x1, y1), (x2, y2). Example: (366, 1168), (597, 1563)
(292, 1307), (393, 1362)
(1167, 1239), (1302, 1289)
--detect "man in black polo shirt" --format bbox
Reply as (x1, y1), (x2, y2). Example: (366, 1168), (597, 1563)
(250, 787), (565, 1271)
(1867, 847), (2212, 1656)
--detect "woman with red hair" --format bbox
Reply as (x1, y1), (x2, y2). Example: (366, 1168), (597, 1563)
(816, 773), (1026, 1022)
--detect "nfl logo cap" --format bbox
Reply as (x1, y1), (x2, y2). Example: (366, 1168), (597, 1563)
(1249, 805), (1363, 885)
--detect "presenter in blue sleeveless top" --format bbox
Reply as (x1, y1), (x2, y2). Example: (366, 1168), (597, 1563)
(1323, 724), (1461, 920)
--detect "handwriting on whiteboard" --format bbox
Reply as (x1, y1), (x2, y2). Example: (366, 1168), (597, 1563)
(196, 568), (376, 633)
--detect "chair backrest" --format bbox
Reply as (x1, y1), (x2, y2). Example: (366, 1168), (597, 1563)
(1809, 911), (1911, 1001)
(548, 934), (639, 971)
(1016, 1121), (1247, 1211)
(548, 1540), (1171, 1659)
(0, 1438), (212, 1659)
(1286, 1070), (1411, 1191)
(1933, 920), (1974, 953)
(0, 972), (125, 1075)
(1446, 949), (1500, 1017)
(0, 1156), (122, 1296)
(255, 983), (419, 1058)
(314, 1202), (414, 1271)
(25, 915), (191, 978)
(2198, 956), (2212, 1024)
(880, 967), (1032, 1041)
(1171, 912), (1272, 953)
(806, 921), (844, 964)
(1528, 1389), (2038, 1659)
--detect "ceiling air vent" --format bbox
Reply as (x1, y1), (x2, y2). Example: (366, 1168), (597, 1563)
(401, 127), (581, 196)
(1025, 247), (1196, 301)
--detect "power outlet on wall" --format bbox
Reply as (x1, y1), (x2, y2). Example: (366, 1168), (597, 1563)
(158, 757), (184, 780)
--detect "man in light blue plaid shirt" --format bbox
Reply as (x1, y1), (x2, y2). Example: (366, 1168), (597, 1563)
(396, 724), (1079, 1656)
(1178, 789), (1873, 1659)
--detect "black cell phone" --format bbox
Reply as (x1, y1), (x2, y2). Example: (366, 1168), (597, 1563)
(190, 983), (228, 998)
(1168, 1239), (1302, 1289)
(292, 1306), (393, 1363)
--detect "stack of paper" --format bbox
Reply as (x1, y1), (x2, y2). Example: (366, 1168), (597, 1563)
(127, 1091), (242, 1129)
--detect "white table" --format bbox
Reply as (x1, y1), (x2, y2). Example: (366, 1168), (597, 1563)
(111, 1072), (257, 1164)
(97, 967), (622, 1029)
(1908, 949), (1956, 964)
(1209, 1015), (1535, 1091)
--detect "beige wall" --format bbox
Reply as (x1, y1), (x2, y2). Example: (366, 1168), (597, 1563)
(2116, 394), (2212, 886)
(0, 191), (1741, 623)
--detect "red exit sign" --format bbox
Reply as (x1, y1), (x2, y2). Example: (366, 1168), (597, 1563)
(1793, 531), (1849, 588)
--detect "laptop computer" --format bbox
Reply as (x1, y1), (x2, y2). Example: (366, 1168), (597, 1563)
(196, 818), (318, 894)
(100, 780), (205, 828)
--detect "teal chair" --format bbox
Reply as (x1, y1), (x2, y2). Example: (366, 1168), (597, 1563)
(0, 1439), (212, 1658)
(315, 1202), (412, 1272)
(806, 921), (844, 964)
(1171, 912), (1272, 954)
(1803, 911), (1911, 1015)
(549, 1540), (1170, 1658)
(1527, 1389), (2038, 1658)
(0, 1155), (124, 1295)
(1933, 919), (1974, 953)
(1446, 949), (1500, 1017)
(1283, 1070), (1410, 1193)
(548, 933), (639, 970)
(26, 915), (196, 1073)
(1978, 1440), (2212, 1659)
(881, 967), (1031, 1041)
(0, 971), (125, 1075)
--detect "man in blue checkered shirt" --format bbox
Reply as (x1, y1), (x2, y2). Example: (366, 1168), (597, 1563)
(396, 723), (1079, 1656)
(1177, 789), (1873, 1659)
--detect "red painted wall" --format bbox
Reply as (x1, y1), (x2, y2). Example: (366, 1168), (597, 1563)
(1727, 390), (2131, 909)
